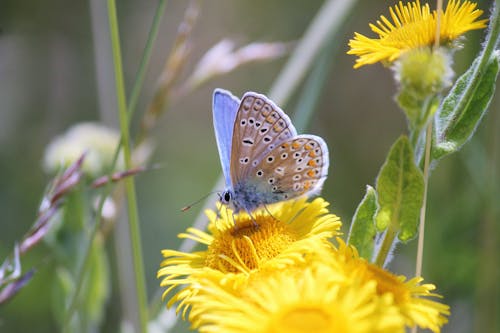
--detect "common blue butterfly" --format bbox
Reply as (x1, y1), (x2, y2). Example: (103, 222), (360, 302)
(213, 89), (329, 215)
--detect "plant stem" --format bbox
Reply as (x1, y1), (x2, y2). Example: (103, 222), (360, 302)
(415, 121), (433, 278)
(374, 223), (398, 267)
(414, 0), (441, 285)
(65, 1), (167, 329)
(107, 1), (148, 332)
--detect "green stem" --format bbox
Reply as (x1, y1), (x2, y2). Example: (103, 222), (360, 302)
(107, 1), (148, 332)
(415, 121), (433, 278)
(374, 223), (398, 267)
(64, 2), (167, 329)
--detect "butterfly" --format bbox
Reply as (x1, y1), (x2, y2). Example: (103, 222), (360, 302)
(213, 89), (329, 215)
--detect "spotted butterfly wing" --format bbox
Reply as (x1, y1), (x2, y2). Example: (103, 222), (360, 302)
(251, 134), (329, 202)
(229, 92), (297, 186)
(228, 92), (328, 211)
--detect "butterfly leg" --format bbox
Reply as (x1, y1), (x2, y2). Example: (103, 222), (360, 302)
(263, 204), (279, 222)
(242, 208), (259, 228)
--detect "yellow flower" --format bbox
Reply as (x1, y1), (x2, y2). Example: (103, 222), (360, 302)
(347, 0), (487, 68)
(335, 239), (450, 333)
(157, 197), (341, 316)
(189, 262), (405, 333)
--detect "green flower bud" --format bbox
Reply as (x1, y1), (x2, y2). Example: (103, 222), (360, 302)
(394, 47), (454, 130)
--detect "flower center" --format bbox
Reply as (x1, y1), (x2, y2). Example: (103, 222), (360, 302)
(270, 306), (344, 333)
(204, 215), (298, 273)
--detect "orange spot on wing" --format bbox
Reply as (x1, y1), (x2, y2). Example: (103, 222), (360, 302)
(307, 160), (317, 167)
(307, 170), (315, 177)
(261, 107), (271, 117)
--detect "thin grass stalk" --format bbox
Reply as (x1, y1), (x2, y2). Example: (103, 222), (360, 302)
(414, 0), (443, 283)
(67, 4), (168, 326)
(107, 1), (148, 332)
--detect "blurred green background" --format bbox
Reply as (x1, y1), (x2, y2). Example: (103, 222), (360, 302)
(0, 0), (497, 332)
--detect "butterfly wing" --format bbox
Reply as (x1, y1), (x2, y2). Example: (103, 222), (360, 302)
(229, 92), (297, 187)
(213, 89), (240, 188)
(251, 135), (329, 203)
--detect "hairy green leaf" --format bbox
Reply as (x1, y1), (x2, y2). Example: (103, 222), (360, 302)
(347, 185), (378, 260)
(375, 136), (424, 242)
(433, 52), (500, 160)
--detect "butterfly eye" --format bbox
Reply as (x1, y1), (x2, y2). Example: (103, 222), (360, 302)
(222, 191), (232, 203)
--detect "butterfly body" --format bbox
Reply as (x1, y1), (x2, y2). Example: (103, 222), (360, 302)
(220, 180), (285, 213)
(213, 89), (329, 214)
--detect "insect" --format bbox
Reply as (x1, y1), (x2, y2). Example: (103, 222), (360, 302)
(213, 89), (329, 215)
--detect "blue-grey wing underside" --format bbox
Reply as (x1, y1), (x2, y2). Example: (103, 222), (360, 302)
(212, 89), (240, 188)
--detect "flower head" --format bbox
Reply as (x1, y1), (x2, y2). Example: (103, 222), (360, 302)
(335, 239), (450, 333)
(348, 0), (487, 68)
(189, 262), (405, 333)
(157, 197), (341, 315)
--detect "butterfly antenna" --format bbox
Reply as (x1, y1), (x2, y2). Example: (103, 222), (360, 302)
(181, 191), (218, 212)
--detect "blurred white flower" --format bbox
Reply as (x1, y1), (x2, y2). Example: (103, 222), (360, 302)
(43, 122), (123, 176)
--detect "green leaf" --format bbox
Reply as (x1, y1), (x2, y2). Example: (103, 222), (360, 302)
(375, 136), (424, 242)
(433, 52), (500, 160)
(347, 185), (378, 260)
